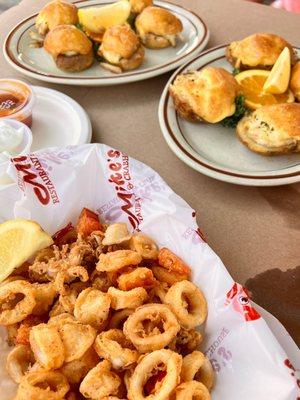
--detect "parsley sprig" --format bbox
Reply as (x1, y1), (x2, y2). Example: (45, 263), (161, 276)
(221, 95), (248, 128)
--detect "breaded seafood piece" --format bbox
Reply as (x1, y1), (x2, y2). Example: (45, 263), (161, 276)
(136, 6), (183, 49)
(169, 67), (240, 123)
(130, 0), (153, 14)
(44, 25), (93, 72)
(98, 24), (145, 73)
(236, 103), (300, 155)
(290, 61), (300, 102)
(35, 0), (78, 36)
(226, 33), (297, 70)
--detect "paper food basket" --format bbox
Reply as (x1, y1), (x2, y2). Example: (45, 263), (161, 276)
(0, 143), (299, 400)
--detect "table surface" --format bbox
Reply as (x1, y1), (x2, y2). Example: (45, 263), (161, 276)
(0, 0), (299, 344)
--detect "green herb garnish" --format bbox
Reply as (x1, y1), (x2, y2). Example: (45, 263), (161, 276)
(92, 42), (104, 62)
(221, 95), (248, 128)
(127, 13), (136, 30)
(232, 67), (240, 76)
(76, 22), (84, 31)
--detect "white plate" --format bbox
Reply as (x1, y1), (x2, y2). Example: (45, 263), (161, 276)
(3, 0), (209, 86)
(31, 86), (92, 150)
(159, 45), (300, 186)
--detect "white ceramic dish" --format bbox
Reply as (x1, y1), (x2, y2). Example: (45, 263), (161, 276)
(31, 86), (92, 150)
(3, 0), (209, 86)
(159, 45), (300, 187)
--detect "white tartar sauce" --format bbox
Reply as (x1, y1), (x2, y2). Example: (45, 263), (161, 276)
(0, 121), (23, 156)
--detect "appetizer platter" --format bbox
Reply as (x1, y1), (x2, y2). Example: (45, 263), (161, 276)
(159, 33), (300, 186)
(0, 143), (298, 400)
(3, 0), (209, 86)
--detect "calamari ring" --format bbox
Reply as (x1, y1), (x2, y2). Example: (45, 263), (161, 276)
(109, 308), (135, 329)
(158, 248), (191, 275)
(181, 351), (214, 390)
(6, 344), (34, 383)
(0, 280), (36, 325)
(59, 321), (97, 362)
(108, 287), (148, 310)
(60, 347), (99, 385)
(97, 250), (142, 273)
(48, 313), (76, 329)
(79, 360), (121, 399)
(152, 265), (188, 286)
(175, 381), (211, 400)
(123, 304), (180, 353)
(32, 283), (57, 316)
(164, 280), (207, 329)
(128, 349), (182, 400)
(148, 282), (169, 304)
(29, 323), (65, 370)
(117, 267), (156, 291)
(129, 234), (158, 259)
(17, 370), (70, 400)
(94, 329), (139, 370)
(74, 287), (111, 330)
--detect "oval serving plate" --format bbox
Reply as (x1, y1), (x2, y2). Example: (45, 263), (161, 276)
(3, 0), (209, 86)
(159, 45), (300, 187)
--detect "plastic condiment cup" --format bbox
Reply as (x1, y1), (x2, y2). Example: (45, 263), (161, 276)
(0, 79), (36, 127)
(0, 118), (33, 185)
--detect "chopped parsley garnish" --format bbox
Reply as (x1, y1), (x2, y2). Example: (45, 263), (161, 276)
(221, 95), (248, 128)
(127, 13), (136, 30)
(76, 23), (84, 31)
(232, 67), (240, 76)
(92, 42), (104, 62)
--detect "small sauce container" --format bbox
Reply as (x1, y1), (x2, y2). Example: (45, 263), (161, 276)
(0, 118), (33, 185)
(0, 79), (36, 127)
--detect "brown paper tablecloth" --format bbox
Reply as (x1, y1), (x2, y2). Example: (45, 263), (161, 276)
(0, 0), (299, 344)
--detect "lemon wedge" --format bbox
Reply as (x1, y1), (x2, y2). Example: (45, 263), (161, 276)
(78, 0), (131, 33)
(235, 69), (294, 110)
(0, 219), (53, 282)
(263, 47), (291, 94)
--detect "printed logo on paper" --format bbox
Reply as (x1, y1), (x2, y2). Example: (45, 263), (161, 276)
(106, 149), (143, 230)
(225, 283), (261, 322)
(12, 155), (60, 206)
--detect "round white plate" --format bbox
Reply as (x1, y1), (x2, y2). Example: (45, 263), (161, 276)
(31, 86), (92, 150)
(3, 0), (209, 86)
(159, 45), (300, 186)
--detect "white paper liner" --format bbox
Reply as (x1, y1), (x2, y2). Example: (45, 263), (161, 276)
(0, 144), (299, 399)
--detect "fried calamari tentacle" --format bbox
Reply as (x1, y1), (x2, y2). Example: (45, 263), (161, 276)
(94, 329), (139, 370)
(164, 280), (207, 329)
(0, 280), (36, 325)
(181, 351), (214, 390)
(128, 349), (182, 400)
(123, 304), (180, 353)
